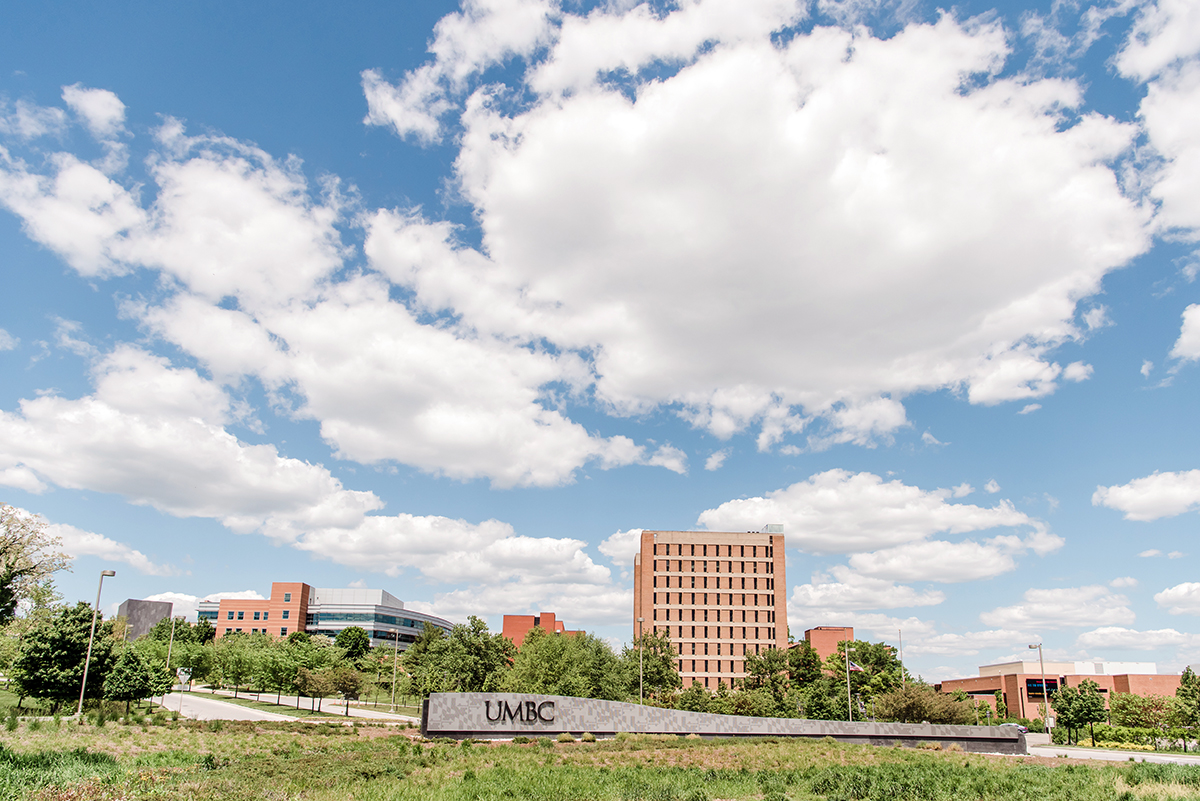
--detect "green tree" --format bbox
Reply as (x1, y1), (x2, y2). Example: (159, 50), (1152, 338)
(326, 665), (364, 715)
(401, 623), (448, 696)
(678, 680), (711, 712)
(1075, 679), (1108, 743)
(742, 647), (793, 715)
(1051, 684), (1080, 743)
(404, 618), (513, 696)
(12, 602), (116, 712)
(213, 634), (256, 697)
(255, 642), (298, 705)
(148, 616), (195, 645)
(620, 628), (681, 700)
(0, 504), (71, 627)
(873, 683), (972, 724)
(504, 628), (624, 700)
(786, 642), (823, 688)
(104, 646), (154, 715)
(993, 689), (1008, 721)
(194, 617), (216, 645)
(335, 626), (371, 665)
(1175, 668), (1200, 751)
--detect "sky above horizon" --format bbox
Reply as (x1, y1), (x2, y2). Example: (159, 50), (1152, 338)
(2, 0), (1200, 683)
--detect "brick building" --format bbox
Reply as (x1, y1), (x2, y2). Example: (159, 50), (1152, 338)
(633, 527), (788, 690)
(198, 582), (452, 649)
(937, 660), (1180, 719)
(803, 626), (854, 662)
(501, 612), (580, 648)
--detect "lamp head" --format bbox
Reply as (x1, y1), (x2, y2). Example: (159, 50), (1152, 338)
(101, 570), (116, 577)
(1028, 643), (1040, 650)
(637, 617), (644, 623)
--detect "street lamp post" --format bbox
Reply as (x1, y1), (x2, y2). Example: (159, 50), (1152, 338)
(637, 617), (645, 705)
(76, 570), (116, 718)
(1029, 642), (1051, 739)
(390, 630), (401, 712)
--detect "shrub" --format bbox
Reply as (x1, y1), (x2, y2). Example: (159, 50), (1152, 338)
(538, 737), (555, 748)
(512, 736), (531, 744)
(556, 732), (575, 743)
(581, 732), (597, 742)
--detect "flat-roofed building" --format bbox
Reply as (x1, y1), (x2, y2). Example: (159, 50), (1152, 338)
(200, 582), (453, 649)
(117, 598), (173, 640)
(501, 612), (580, 648)
(937, 660), (1179, 719)
(803, 626), (854, 662)
(633, 527), (788, 690)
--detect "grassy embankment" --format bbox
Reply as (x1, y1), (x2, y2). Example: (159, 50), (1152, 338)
(4, 718), (1200, 801)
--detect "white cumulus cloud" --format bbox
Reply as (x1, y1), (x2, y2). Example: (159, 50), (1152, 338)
(1155, 582), (1200, 615)
(1094, 469), (1200, 521)
(980, 585), (1135, 629)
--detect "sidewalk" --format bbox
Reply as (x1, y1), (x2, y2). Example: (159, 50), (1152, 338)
(1029, 743), (1200, 765)
(197, 687), (419, 723)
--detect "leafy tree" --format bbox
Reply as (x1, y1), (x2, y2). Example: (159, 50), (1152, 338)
(993, 689), (1008, 721)
(335, 626), (371, 664)
(212, 633), (256, 697)
(678, 680), (711, 712)
(0, 504), (71, 627)
(504, 628), (624, 700)
(104, 646), (154, 714)
(294, 666), (333, 712)
(874, 683), (972, 724)
(786, 642), (823, 688)
(1175, 668), (1200, 751)
(1051, 684), (1081, 743)
(326, 665), (364, 715)
(742, 647), (792, 715)
(404, 618), (513, 696)
(823, 640), (902, 719)
(1110, 692), (1174, 729)
(1075, 679), (1108, 743)
(148, 616), (195, 645)
(12, 602), (115, 712)
(255, 643), (298, 705)
(620, 628), (681, 700)
(194, 617), (216, 645)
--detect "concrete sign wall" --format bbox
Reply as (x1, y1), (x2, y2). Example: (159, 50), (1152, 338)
(421, 693), (1025, 754)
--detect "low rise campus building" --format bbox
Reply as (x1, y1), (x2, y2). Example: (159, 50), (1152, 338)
(198, 582), (453, 649)
(634, 527), (788, 690)
(801, 626), (855, 662)
(937, 660), (1180, 718)
(501, 612), (580, 648)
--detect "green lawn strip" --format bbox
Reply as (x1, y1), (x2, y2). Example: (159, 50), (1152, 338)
(211, 694), (343, 718)
(9, 727), (1200, 801)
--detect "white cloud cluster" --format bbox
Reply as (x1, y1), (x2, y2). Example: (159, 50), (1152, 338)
(789, 565), (945, 613)
(1093, 469), (1200, 521)
(698, 470), (1057, 578)
(363, 3), (1144, 449)
(45, 520), (176, 577)
(1076, 626), (1199, 650)
(1155, 582), (1200, 615)
(142, 590), (266, 622)
(980, 585), (1135, 630)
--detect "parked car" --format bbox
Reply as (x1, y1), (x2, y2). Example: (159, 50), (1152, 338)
(999, 722), (1028, 734)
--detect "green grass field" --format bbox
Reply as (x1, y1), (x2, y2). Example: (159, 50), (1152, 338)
(4, 718), (1200, 800)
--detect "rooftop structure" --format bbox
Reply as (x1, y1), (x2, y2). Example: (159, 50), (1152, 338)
(802, 626), (854, 662)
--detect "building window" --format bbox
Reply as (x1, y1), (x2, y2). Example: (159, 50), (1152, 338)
(237, 611), (244, 620)
(236, 628), (242, 632)
(254, 612), (261, 621)
(284, 592), (291, 602)
(226, 611), (234, 620)
(225, 628), (231, 634)
(252, 628), (258, 634)
(282, 610), (289, 619)
(263, 612), (268, 620)
(281, 627), (288, 636)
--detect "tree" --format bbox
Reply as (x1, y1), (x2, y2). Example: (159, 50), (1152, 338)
(326, 665), (364, 715)
(1075, 679), (1108, 743)
(194, 617), (216, 645)
(255, 644), (298, 705)
(742, 647), (792, 715)
(503, 628), (624, 700)
(0, 504), (71, 627)
(212, 634), (256, 698)
(993, 689), (1008, 721)
(787, 642), (823, 688)
(1175, 668), (1200, 751)
(620, 628), (681, 700)
(874, 683), (972, 725)
(335, 626), (371, 664)
(149, 616), (196, 645)
(1051, 684), (1080, 743)
(104, 646), (154, 715)
(404, 618), (513, 696)
(12, 602), (115, 712)
(294, 667), (333, 712)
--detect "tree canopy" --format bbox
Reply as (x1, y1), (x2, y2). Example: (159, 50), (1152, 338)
(0, 503), (71, 627)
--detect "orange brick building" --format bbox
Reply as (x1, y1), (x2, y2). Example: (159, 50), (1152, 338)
(937, 660), (1181, 719)
(633, 527), (788, 690)
(803, 626), (854, 662)
(501, 612), (580, 648)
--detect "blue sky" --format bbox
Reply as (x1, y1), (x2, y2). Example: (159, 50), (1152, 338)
(2, 0), (1200, 682)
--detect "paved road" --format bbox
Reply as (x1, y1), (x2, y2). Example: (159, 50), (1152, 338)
(162, 692), (295, 722)
(1029, 744), (1200, 765)
(198, 688), (419, 724)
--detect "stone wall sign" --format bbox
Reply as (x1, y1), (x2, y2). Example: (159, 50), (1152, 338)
(421, 693), (1025, 754)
